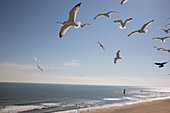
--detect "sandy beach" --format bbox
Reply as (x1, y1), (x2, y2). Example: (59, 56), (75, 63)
(81, 98), (170, 113)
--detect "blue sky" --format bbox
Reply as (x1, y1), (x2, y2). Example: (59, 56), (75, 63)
(0, 0), (170, 87)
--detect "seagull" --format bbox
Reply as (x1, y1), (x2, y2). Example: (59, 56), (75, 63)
(59, 2), (81, 38)
(160, 28), (170, 34)
(121, 0), (128, 5)
(80, 23), (90, 29)
(114, 18), (132, 29)
(165, 23), (170, 27)
(155, 61), (168, 68)
(36, 64), (43, 71)
(153, 46), (164, 51)
(128, 20), (154, 37)
(78, 73), (84, 77)
(152, 36), (170, 42)
(94, 11), (119, 20)
(114, 50), (122, 64)
(98, 41), (105, 50)
(76, 104), (80, 113)
(33, 57), (41, 63)
(162, 49), (170, 53)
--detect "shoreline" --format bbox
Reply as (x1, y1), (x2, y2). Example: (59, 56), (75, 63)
(81, 98), (170, 113)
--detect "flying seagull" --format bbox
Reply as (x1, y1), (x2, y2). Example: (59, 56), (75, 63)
(98, 41), (105, 50)
(80, 23), (90, 29)
(155, 61), (168, 68)
(114, 50), (122, 64)
(165, 23), (170, 27)
(33, 57), (41, 63)
(59, 2), (81, 38)
(94, 11), (119, 20)
(78, 73), (84, 77)
(152, 36), (170, 42)
(153, 46), (164, 51)
(128, 20), (154, 37)
(162, 49), (170, 53)
(121, 0), (128, 5)
(36, 64), (43, 71)
(160, 28), (170, 34)
(114, 18), (132, 29)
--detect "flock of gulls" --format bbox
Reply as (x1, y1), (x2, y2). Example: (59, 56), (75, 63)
(34, 0), (169, 75)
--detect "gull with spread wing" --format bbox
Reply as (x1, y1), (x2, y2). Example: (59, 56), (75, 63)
(33, 57), (41, 63)
(155, 61), (168, 68)
(94, 11), (119, 20)
(58, 3), (81, 38)
(114, 50), (123, 64)
(152, 36), (170, 42)
(36, 64), (43, 71)
(128, 20), (154, 37)
(98, 41), (105, 50)
(114, 18), (132, 29)
(153, 46), (164, 51)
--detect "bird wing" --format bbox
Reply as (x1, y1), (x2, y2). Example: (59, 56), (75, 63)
(116, 50), (120, 58)
(141, 20), (154, 30)
(165, 23), (170, 27)
(114, 20), (123, 25)
(107, 11), (119, 14)
(68, 2), (81, 22)
(125, 18), (133, 24)
(152, 37), (161, 40)
(164, 36), (170, 39)
(57, 22), (64, 26)
(121, 0), (128, 4)
(155, 63), (161, 65)
(59, 25), (71, 38)
(94, 14), (104, 20)
(81, 23), (90, 28)
(114, 58), (117, 64)
(128, 30), (139, 37)
(163, 62), (168, 64)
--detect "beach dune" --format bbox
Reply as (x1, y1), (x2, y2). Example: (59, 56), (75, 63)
(82, 98), (170, 113)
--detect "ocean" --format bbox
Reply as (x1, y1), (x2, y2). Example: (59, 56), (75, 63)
(0, 83), (170, 113)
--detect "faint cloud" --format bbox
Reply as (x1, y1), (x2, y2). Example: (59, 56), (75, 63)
(64, 60), (80, 67)
(0, 63), (35, 71)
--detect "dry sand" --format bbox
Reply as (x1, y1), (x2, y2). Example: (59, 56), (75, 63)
(81, 98), (170, 113)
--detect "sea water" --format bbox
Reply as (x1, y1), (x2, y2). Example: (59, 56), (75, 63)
(0, 83), (170, 113)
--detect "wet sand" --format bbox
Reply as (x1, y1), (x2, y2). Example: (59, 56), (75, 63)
(81, 98), (170, 113)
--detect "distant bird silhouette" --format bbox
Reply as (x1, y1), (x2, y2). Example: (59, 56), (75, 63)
(114, 50), (122, 64)
(153, 46), (164, 51)
(94, 11), (119, 20)
(36, 64), (43, 71)
(162, 49), (170, 53)
(128, 20), (154, 37)
(158, 28), (170, 34)
(165, 23), (170, 27)
(114, 18), (132, 29)
(121, 0), (128, 5)
(152, 36), (170, 42)
(80, 23), (90, 29)
(75, 104), (80, 113)
(155, 61), (168, 68)
(33, 57), (41, 63)
(123, 89), (126, 96)
(59, 2), (81, 38)
(98, 41), (105, 50)
(167, 74), (170, 76)
(78, 73), (84, 77)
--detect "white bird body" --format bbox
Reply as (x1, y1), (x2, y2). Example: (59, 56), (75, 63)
(114, 18), (132, 29)
(128, 20), (154, 37)
(59, 3), (81, 38)
(33, 57), (41, 63)
(94, 11), (119, 20)
(114, 50), (122, 64)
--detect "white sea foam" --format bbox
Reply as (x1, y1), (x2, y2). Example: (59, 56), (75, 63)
(0, 105), (44, 113)
(103, 98), (122, 101)
(41, 103), (61, 107)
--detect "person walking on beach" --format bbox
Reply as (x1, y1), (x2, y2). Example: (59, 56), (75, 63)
(123, 89), (126, 96)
